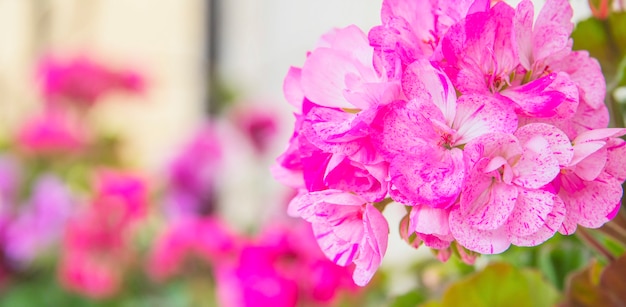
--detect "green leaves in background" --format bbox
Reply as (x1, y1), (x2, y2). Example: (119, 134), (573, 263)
(421, 262), (559, 307)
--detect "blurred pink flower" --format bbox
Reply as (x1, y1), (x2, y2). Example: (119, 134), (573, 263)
(148, 217), (239, 281)
(215, 220), (357, 307)
(17, 112), (86, 155)
(166, 124), (221, 218)
(37, 55), (144, 107)
(59, 171), (147, 298)
(4, 175), (75, 264)
(233, 106), (279, 155)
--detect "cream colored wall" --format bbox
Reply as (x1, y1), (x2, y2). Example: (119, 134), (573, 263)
(0, 0), (207, 171)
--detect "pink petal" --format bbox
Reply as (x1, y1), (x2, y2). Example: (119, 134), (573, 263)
(560, 173), (623, 228)
(515, 123), (573, 167)
(409, 205), (452, 238)
(506, 188), (554, 237)
(574, 128), (626, 144)
(532, 0), (573, 63)
(606, 138), (626, 181)
(353, 204), (389, 286)
(402, 59), (457, 124)
(441, 3), (518, 94)
(371, 100), (438, 158)
(461, 179), (519, 230)
(449, 206), (511, 254)
(463, 133), (522, 167)
(452, 94), (518, 145)
(514, 0), (534, 70)
(389, 147), (465, 208)
(572, 148), (607, 181)
(513, 135), (560, 189)
(500, 72), (577, 118)
(510, 194), (566, 246)
(548, 51), (605, 110)
(283, 67), (304, 109)
(312, 223), (359, 266)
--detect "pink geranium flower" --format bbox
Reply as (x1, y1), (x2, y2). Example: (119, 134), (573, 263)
(372, 59), (517, 207)
(450, 124), (563, 253)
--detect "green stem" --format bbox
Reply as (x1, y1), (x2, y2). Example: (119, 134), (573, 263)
(607, 89), (625, 128)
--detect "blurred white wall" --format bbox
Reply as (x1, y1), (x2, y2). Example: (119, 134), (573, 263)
(0, 0), (207, 171)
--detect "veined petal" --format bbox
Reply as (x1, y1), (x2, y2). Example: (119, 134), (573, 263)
(402, 59), (456, 124)
(462, 181), (519, 230)
(370, 100), (438, 158)
(500, 72), (577, 118)
(560, 173), (623, 228)
(353, 204), (389, 286)
(510, 194), (566, 246)
(515, 123), (573, 167)
(449, 206), (511, 254)
(574, 128), (626, 144)
(312, 223), (359, 266)
(506, 188), (554, 237)
(532, 0), (573, 63)
(548, 51), (605, 109)
(513, 135), (560, 189)
(389, 147), (465, 208)
(514, 0), (534, 70)
(452, 94), (518, 145)
(606, 138), (626, 181)
(409, 205), (451, 238)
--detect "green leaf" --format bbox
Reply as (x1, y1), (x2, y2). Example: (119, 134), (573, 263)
(423, 262), (559, 307)
(390, 290), (428, 307)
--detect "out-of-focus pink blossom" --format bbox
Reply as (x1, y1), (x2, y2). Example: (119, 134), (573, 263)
(232, 106), (279, 155)
(4, 175), (74, 264)
(166, 124), (221, 218)
(148, 217), (239, 281)
(17, 112), (86, 155)
(37, 55), (144, 107)
(59, 171), (147, 298)
(215, 220), (357, 307)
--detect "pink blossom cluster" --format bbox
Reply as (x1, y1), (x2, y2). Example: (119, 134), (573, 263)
(274, 0), (626, 286)
(16, 54), (145, 156)
(59, 171), (148, 298)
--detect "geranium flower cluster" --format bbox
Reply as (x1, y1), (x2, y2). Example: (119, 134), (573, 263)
(274, 0), (626, 286)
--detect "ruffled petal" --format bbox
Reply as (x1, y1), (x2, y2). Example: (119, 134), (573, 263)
(449, 206), (511, 254)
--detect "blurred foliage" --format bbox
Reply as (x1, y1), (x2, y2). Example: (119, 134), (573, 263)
(420, 262), (559, 307)
(560, 255), (626, 306)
